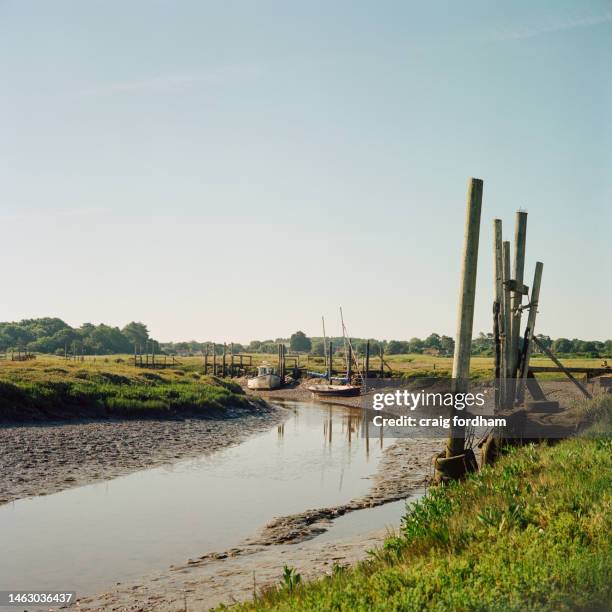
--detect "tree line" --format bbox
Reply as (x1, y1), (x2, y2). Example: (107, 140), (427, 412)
(1, 319), (610, 359)
(0, 318), (152, 355)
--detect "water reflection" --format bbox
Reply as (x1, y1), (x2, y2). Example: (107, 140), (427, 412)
(0, 400), (395, 596)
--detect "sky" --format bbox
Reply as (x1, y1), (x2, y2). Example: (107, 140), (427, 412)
(1, 0), (610, 343)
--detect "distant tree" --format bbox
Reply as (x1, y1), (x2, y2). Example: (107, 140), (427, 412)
(386, 340), (405, 355)
(289, 331), (312, 353)
(247, 340), (262, 352)
(408, 337), (424, 354)
(423, 333), (442, 349)
(122, 322), (149, 348)
(551, 338), (572, 353)
(439, 335), (454, 355)
(310, 340), (325, 356)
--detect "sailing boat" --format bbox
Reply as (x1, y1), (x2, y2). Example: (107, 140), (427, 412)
(308, 309), (361, 397)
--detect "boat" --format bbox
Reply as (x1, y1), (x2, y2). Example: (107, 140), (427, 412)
(247, 365), (281, 390)
(307, 384), (361, 397)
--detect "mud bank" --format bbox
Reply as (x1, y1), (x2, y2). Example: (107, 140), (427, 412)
(75, 437), (439, 611)
(0, 403), (283, 506)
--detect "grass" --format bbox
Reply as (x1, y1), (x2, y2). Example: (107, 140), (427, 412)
(0, 355), (259, 422)
(237, 395), (612, 611)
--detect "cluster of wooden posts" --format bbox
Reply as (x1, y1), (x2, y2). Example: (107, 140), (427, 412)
(492, 211), (545, 408)
(445, 177), (595, 472)
(133, 342), (176, 368)
(202, 342), (255, 377)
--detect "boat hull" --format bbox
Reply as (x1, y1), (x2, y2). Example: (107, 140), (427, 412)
(247, 374), (281, 390)
(307, 384), (361, 397)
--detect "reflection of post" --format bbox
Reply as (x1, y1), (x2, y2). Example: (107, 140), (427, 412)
(448, 178), (483, 458)
(328, 406), (332, 444)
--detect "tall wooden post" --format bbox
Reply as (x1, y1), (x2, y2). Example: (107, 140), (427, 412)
(222, 343), (227, 377)
(448, 178), (483, 458)
(516, 262), (543, 403)
(502, 241), (512, 406)
(493, 219), (504, 409)
(508, 211), (528, 402)
(204, 344), (209, 374)
(379, 345), (384, 379)
(328, 341), (333, 380)
(365, 341), (370, 382)
(230, 343), (234, 377)
(212, 343), (217, 376)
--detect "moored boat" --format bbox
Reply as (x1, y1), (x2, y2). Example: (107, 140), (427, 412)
(307, 384), (361, 397)
(247, 365), (281, 390)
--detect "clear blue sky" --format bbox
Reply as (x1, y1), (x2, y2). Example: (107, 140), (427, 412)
(1, 0), (610, 343)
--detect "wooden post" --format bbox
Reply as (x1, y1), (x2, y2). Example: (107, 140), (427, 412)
(502, 241), (512, 406)
(230, 343), (234, 377)
(493, 219), (503, 409)
(204, 345), (209, 374)
(379, 345), (384, 379)
(516, 262), (543, 403)
(365, 341), (370, 382)
(212, 343), (217, 376)
(222, 343), (227, 377)
(328, 341), (333, 380)
(508, 211), (528, 402)
(448, 177), (483, 458)
(152, 340), (155, 368)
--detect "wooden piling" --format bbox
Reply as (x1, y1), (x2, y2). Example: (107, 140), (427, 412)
(502, 241), (512, 406)
(509, 211), (528, 391)
(493, 219), (503, 408)
(222, 343), (227, 377)
(212, 343), (217, 376)
(365, 341), (370, 382)
(516, 262), (543, 403)
(449, 177), (483, 458)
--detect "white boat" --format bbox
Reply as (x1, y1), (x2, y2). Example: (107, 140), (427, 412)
(247, 365), (281, 390)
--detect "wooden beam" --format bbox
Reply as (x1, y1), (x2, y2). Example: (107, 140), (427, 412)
(532, 337), (592, 399)
(516, 261), (543, 403)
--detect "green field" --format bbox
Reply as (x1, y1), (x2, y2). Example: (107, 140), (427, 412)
(235, 395), (612, 611)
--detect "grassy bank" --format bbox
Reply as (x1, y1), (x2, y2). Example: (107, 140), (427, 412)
(0, 357), (262, 422)
(240, 397), (611, 611)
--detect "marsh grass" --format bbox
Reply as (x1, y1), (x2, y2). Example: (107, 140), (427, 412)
(0, 356), (253, 421)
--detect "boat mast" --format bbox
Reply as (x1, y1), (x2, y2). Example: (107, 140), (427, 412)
(322, 315), (328, 380)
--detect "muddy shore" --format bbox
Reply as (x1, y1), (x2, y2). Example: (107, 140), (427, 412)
(75, 434), (437, 611)
(0, 403), (283, 506)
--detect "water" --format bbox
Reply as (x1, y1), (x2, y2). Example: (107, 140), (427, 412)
(0, 400), (403, 596)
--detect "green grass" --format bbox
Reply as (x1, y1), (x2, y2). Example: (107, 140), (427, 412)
(0, 356), (259, 421)
(238, 396), (612, 611)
